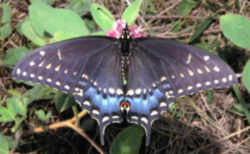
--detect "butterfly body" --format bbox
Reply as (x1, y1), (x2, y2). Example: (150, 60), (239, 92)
(12, 27), (237, 146)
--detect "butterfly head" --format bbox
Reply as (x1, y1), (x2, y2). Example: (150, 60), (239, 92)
(121, 24), (131, 40)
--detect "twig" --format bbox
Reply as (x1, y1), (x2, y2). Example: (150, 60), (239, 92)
(147, 0), (181, 25)
(155, 28), (221, 39)
(145, 15), (205, 20)
(200, 93), (217, 121)
(239, 0), (247, 14)
(10, 130), (22, 154)
(239, 135), (250, 145)
(125, 0), (131, 6)
(192, 126), (250, 152)
(32, 110), (104, 154)
(33, 110), (87, 133)
(67, 122), (104, 154)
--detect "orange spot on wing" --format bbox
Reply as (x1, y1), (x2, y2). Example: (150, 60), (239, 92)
(120, 100), (131, 108)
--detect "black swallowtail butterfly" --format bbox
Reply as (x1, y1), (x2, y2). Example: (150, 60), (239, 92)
(12, 24), (237, 146)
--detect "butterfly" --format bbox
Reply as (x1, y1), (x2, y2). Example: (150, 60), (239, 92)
(12, 21), (238, 146)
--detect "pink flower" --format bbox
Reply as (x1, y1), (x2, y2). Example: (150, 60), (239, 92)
(114, 19), (126, 32)
(128, 25), (147, 38)
(106, 20), (146, 38)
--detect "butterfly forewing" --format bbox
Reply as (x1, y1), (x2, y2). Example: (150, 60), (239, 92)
(12, 36), (125, 144)
(136, 38), (238, 92)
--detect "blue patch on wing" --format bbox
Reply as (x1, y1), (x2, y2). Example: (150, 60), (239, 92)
(74, 85), (124, 145)
(127, 89), (164, 115)
(84, 87), (124, 114)
(125, 88), (166, 146)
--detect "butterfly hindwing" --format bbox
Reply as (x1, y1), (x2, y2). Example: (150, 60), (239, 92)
(12, 36), (125, 144)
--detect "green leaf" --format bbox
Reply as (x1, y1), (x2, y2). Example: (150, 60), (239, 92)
(194, 43), (213, 52)
(35, 109), (52, 122)
(189, 16), (214, 43)
(0, 106), (14, 122)
(206, 90), (214, 104)
(234, 0), (240, 10)
(21, 18), (47, 46)
(176, 0), (197, 16)
(7, 96), (28, 117)
(122, 0), (143, 26)
(90, 3), (115, 31)
(0, 93), (28, 122)
(205, 0), (221, 12)
(84, 19), (96, 32)
(28, 0), (89, 44)
(4, 47), (30, 66)
(233, 104), (246, 113)
(242, 60), (250, 93)
(11, 117), (25, 133)
(1, 3), (12, 23)
(110, 126), (144, 154)
(29, 1), (48, 37)
(0, 134), (11, 154)
(67, 0), (92, 16)
(7, 89), (22, 98)
(220, 14), (250, 49)
(90, 31), (106, 36)
(168, 103), (177, 113)
(233, 85), (250, 124)
(0, 3), (12, 39)
(54, 92), (74, 113)
(0, 23), (12, 39)
(23, 85), (55, 103)
(41, 0), (53, 5)
(144, 0), (156, 14)
(172, 20), (184, 32)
